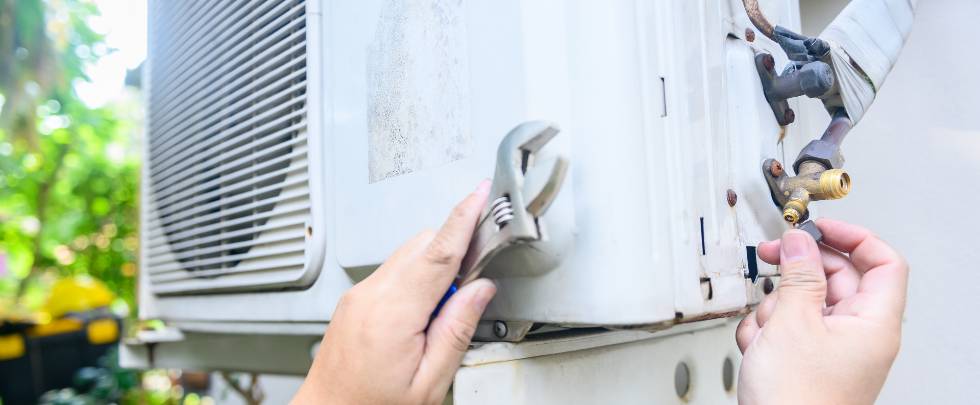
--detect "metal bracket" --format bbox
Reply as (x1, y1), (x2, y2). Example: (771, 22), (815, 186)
(755, 53), (835, 126)
(762, 158), (797, 216)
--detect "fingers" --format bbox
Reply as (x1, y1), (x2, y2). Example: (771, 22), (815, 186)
(393, 180), (491, 305)
(760, 219), (908, 324)
(815, 219), (904, 274)
(819, 245), (860, 306)
(758, 240), (861, 307)
(757, 239), (780, 264)
(412, 279), (496, 400)
(755, 290), (778, 327)
(427, 180), (491, 268)
(771, 230), (827, 323)
(815, 219), (909, 323)
(370, 230), (436, 280)
(736, 312), (760, 353)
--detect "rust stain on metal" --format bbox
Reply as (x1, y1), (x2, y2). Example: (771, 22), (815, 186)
(769, 160), (784, 177)
(678, 310), (747, 324)
(762, 53), (775, 72)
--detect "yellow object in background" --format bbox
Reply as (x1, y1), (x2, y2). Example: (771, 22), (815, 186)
(28, 318), (83, 337)
(0, 334), (26, 360)
(42, 276), (115, 318)
(86, 318), (119, 344)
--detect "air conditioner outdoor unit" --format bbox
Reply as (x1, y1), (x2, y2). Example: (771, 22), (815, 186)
(129, 0), (913, 398)
(140, 0), (796, 329)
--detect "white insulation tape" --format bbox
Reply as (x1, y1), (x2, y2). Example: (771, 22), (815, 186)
(820, 0), (917, 123)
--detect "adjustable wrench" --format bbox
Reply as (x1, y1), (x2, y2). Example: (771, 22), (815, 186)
(434, 121), (569, 314)
(457, 120), (569, 285)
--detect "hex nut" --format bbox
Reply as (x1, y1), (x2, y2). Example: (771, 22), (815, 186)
(798, 62), (835, 98)
(794, 139), (844, 172)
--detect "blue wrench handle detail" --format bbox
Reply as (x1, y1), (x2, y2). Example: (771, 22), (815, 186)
(431, 283), (458, 319)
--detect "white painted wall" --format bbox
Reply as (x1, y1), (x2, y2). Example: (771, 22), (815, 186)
(801, 0), (980, 403)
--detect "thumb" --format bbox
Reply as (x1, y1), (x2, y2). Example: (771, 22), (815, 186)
(773, 230), (827, 321)
(412, 279), (496, 398)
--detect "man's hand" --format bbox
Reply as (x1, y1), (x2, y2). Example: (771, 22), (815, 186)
(293, 181), (497, 405)
(737, 219), (909, 405)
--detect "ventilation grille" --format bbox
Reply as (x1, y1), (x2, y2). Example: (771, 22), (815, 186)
(145, 0), (312, 294)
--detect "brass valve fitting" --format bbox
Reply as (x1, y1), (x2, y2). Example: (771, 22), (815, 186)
(764, 159), (851, 224)
(763, 109), (853, 224)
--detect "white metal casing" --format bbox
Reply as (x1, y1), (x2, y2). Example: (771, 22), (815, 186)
(140, 0), (814, 331)
(120, 320), (744, 404)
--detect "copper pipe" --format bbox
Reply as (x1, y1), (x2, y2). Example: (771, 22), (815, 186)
(742, 0), (775, 39)
(820, 109), (852, 147)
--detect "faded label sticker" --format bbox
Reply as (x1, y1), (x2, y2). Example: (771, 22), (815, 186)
(366, 0), (472, 183)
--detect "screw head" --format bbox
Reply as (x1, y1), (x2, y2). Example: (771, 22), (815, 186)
(745, 28), (756, 42)
(493, 321), (508, 338)
(769, 160), (784, 177)
(783, 108), (796, 124)
(726, 189), (737, 206)
(762, 278), (775, 294)
(762, 54), (775, 72)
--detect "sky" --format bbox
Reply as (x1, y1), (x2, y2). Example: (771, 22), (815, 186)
(74, 0), (147, 107)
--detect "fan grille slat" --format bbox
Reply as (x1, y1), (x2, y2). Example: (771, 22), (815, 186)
(146, 0), (312, 293)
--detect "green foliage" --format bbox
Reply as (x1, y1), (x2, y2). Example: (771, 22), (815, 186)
(0, 0), (140, 314)
(39, 348), (199, 405)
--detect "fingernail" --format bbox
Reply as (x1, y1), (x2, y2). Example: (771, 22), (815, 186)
(472, 281), (497, 312)
(781, 230), (811, 262)
(474, 179), (491, 195)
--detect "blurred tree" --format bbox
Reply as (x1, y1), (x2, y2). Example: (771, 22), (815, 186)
(0, 0), (140, 312)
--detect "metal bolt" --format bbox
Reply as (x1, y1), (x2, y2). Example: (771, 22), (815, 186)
(783, 108), (796, 124)
(726, 189), (737, 207)
(762, 54), (775, 72)
(493, 321), (508, 338)
(745, 28), (756, 42)
(769, 160), (784, 177)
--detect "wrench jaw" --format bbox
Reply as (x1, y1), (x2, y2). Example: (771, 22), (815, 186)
(524, 157), (569, 218)
(491, 121), (562, 241)
(456, 121), (569, 286)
